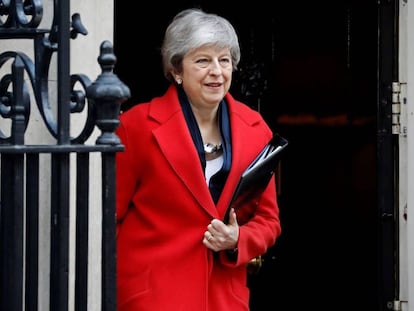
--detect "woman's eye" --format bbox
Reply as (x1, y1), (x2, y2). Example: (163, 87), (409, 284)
(196, 59), (210, 67)
(219, 58), (231, 67)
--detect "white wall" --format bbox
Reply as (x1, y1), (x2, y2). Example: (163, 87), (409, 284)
(71, 2), (114, 310)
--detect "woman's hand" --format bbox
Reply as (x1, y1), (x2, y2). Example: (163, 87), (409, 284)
(203, 208), (239, 252)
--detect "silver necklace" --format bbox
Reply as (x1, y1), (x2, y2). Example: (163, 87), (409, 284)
(204, 143), (222, 154)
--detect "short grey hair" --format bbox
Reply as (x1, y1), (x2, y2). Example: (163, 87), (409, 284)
(161, 8), (241, 82)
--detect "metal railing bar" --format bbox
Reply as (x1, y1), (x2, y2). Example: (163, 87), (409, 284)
(25, 154), (40, 311)
(75, 152), (90, 311)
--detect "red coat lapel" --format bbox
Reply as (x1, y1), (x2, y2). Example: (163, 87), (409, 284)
(147, 86), (271, 221)
(150, 86), (218, 217)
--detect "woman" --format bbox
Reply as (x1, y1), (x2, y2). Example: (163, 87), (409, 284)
(115, 8), (282, 311)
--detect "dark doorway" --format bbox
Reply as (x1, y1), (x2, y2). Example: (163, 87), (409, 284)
(114, 1), (379, 310)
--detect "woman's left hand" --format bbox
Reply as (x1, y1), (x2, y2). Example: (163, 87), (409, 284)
(203, 208), (239, 252)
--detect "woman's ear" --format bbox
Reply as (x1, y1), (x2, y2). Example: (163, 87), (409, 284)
(175, 76), (182, 84)
(171, 70), (182, 84)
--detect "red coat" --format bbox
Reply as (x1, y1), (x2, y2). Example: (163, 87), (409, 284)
(116, 85), (281, 311)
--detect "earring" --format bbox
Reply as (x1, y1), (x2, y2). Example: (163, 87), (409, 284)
(176, 77), (182, 84)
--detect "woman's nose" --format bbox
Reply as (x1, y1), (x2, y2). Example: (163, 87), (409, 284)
(209, 60), (222, 74)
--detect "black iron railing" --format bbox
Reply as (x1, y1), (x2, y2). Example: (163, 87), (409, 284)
(0, 1), (129, 310)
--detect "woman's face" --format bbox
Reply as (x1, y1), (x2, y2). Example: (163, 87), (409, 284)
(180, 46), (233, 110)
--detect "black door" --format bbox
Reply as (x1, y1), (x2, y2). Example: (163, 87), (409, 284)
(114, 1), (387, 310)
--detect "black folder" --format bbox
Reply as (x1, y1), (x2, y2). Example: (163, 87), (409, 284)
(223, 134), (288, 223)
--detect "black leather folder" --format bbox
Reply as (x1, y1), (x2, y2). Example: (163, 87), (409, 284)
(223, 134), (288, 223)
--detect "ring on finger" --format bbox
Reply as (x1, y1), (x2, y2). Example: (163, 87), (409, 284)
(208, 235), (213, 242)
